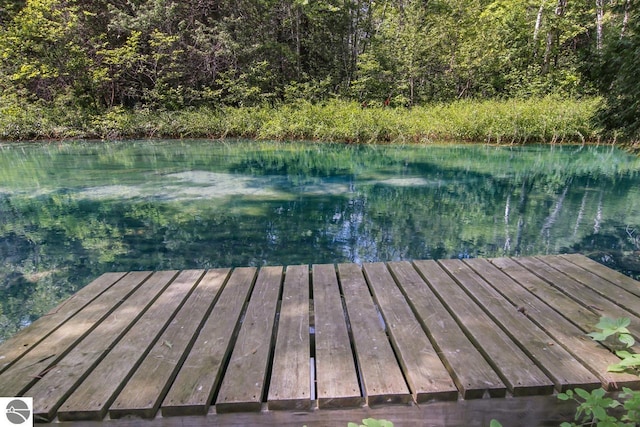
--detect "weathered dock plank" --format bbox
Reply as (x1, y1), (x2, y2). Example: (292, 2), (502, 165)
(161, 267), (257, 417)
(388, 261), (506, 399)
(439, 259), (600, 393)
(46, 395), (579, 427)
(0, 272), (126, 374)
(561, 253), (640, 298)
(216, 266), (283, 413)
(28, 270), (178, 422)
(539, 255), (640, 317)
(490, 257), (599, 333)
(267, 265), (311, 411)
(363, 262), (458, 403)
(109, 268), (231, 419)
(515, 257), (640, 339)
(0, 271), (151, 397)
(466, 257), (640, 390)
(56, 270), (205, 421)
(312, 264), (362, 408)
(413, 260), (555, 396)
(0, 254), (638, 426)
(338, 263), (411, 406)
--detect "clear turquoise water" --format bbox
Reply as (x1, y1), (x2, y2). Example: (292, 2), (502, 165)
(1, 140), (639, 341)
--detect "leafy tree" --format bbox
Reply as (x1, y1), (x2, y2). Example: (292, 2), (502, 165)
(596, 1), (640, 142)
(0, 0), (26, 25)
(0, 0), (635, 129)
(0, 0), (101, 111)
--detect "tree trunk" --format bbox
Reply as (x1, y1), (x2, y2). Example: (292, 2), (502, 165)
(621, 0), (631, 38)
(344, 0), (359, 88)
(595, 0), (604, 51)
(542, 0), (567, 74)
(409, 75), (414, 106)
(295, 4), (301, 79)
(533, 1), (544, 59)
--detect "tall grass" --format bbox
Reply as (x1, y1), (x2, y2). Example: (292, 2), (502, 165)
(0, 96), (603, 144)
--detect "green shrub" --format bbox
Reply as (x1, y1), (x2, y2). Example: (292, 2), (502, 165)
(0, 97), (602, 144)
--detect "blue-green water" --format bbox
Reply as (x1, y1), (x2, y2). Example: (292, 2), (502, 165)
(1, 140), (640, 341)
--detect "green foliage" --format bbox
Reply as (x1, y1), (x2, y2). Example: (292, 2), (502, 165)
(587, 317), (635, 349)
(0, 0), (633, 137)
(595, 2), (640, 143)
(0, 97), (602, 143)
(0, 0), (99, 110)
(560, 317), (640, 426)
(0, 0), (25, 24)
(557, 388), (625, 427)
(307, 420), (393, 427)
(489, 420), (503, 427)
(217, 61), (279, 107)
(347, 418), (393, 427)
(608, 351), (640, 374)
(558, 387), (640, 427)
(586, 316), (640, 373)
(620, 388), (640, 422)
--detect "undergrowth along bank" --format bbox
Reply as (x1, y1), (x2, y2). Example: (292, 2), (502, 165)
(0, 96), (602, 144)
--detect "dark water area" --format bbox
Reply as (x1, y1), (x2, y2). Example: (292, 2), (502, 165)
(1, 140), (640, 341)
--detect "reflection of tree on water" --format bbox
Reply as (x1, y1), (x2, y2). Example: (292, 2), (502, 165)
(594, 190), (604, 234)
(569, 224), (640, 281)
(504, 177), (536, 255)
(541, 182), (570, 247)
(627, 226), (640, 252)
(1, 142), (640, 343)
(573, 183), (589, 238)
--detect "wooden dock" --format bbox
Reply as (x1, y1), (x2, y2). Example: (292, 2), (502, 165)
(1, 254), (640, 426)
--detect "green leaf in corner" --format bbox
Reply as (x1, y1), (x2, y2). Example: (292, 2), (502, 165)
(597, 316), (631, 331)
(608, 399), (622, 409)
(489, 420), (503, 427)
(589, 317), (632, 343)
(361, 419), (394, 427)
(608, 363), (627, 373)
(592, 405), (608, 421)
(619, 333), (635, 348)
(586, 330), (609, 341)
(608, 350), (640, 372)
(575, 388), (591, 399)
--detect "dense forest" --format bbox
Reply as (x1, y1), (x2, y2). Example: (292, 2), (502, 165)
(0, 0), (638, 141)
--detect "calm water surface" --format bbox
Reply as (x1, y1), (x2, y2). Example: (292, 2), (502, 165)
(1, 140), (640, 341)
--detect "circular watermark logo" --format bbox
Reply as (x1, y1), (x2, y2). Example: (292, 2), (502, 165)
(2, 398), (32, 425)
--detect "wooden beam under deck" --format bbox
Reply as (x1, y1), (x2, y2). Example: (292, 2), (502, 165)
(1, 254), (639, 426)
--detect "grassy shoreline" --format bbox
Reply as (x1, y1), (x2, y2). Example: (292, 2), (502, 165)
(0, 97), (603, 144)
